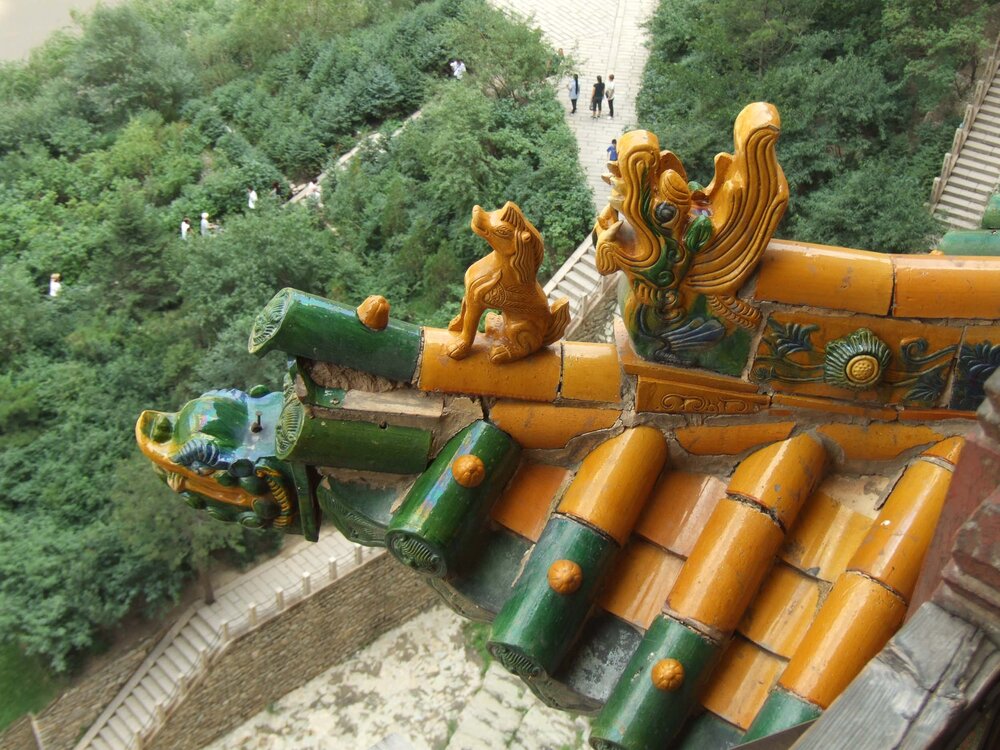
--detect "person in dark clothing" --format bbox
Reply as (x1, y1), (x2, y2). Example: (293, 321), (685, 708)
(591, 75), (605, 118)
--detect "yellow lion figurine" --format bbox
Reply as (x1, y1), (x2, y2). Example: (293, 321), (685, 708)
(447, 202), (570, 364)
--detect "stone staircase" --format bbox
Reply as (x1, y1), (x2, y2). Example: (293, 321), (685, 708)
(930, 33), (1000, 230)
(543, 235), (617, 339)
(74, 533), (378, 750)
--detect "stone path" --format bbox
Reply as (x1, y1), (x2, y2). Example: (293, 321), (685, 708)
(492, 0), (659, 208)
(204, 606), (588, 750)
(78, 532), (364, 750)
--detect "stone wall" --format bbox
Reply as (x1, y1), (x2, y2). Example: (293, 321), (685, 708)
(1, 716), (36, 750)
(147, 554), (436, 750)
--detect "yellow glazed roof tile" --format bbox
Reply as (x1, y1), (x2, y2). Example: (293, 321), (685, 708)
(489, 401), (621, 449)
(674, 422), (796, 456)
(780, 487), (874, 582)
(634, 471), (727, 558)
(778, 571), (906, 709)
(726, 434), (828, 529)
(557, 427), (669, 545)
(560, 342), (622, 403)
(700, 636), (786, 730)
(847, 442), (960, 601)
(892, 255), (1000, 319)
(418, 327), (560, 401)
(738, 563), (821, 658)
(667, 498), (785, 634)
(756, 239), (894, 316)
(491, 462), (568, 542)
(816, 423), (944, 461)
(597, 540), (684, 629)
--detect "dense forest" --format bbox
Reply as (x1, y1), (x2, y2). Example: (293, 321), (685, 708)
(638, 0), (999, 252)
(0, 0), (592, 683)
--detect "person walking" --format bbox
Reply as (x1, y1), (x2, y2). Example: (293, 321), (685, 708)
(180, 217), (191, 240)
(591, 75), (605, 119)
(48, 273), (62, 297)
(605, 74), (616, 118)
(247, 186), (258, 210)
(607, 138), (618, 161)
(200, 212), (211, 237)
(567, 74), (580, 114)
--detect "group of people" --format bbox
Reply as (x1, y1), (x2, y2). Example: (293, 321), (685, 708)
(566, 73), (615, 118)
(179, 212), (217, 240)
(180, 183), (288, 239)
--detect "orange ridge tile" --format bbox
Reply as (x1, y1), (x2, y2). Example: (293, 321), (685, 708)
(675, 422), (797, 456)
(637, 377), (769, 415)
(491, 462), (569, 542)
(816, 423), (944, 461)
(896, 408), (976, 422)
(557, 427), (669, 545)
(771, 393), (898, 420)
(756, 239), (894, 316)
(489, 401), (621, 449)
(598, 540), (685, 629)
(892, 255), (1000, 319)
(418, 327), (560, 401)
(560, 342), (622, 403)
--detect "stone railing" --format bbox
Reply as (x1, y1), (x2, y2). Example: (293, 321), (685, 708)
(930, 32), (1000, 207)
(74, 544), (383, 750)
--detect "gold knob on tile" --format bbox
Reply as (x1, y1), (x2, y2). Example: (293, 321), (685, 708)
(547, 560), (583, 594)
(651, 658), (685, 691)
(357, 295), (390, 330)
(452, 454), (486, 487)
(845, 354), (880, 386)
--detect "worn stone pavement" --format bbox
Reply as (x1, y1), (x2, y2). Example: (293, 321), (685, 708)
(204, 606), (589, 750)
(202, 3), (658, 748)
(491, 0), (659, 208)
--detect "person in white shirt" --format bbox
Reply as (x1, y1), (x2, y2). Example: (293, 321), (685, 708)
(454, 59), (466, 79)
(48, 273), (62, 297)
(605, 74), (616, 118)
(200, 212), (211, 236)
(180, 217), (191, 239)
(247, 187), (258, 209)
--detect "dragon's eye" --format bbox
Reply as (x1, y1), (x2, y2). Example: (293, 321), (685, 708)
(654, 202), (678, 225)
(493, 225), (513, 237)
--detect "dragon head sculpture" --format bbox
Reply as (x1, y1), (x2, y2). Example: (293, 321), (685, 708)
(135, 386), (302, 531)
(595, 102), (788, 372)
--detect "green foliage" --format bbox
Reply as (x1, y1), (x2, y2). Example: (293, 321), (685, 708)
(638, 0), (998, 252)
(0, 643), (65, 731)
(0, 0), (590, 680)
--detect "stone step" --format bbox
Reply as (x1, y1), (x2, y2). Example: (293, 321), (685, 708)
(178, 628), (207, 662)
(937, 195), (988, 223)
(161, 644), (193, 677)
(104, 716), (133, 748)
(116, 699), (144, 736)
(950, 162), (1000, 185)
(965, 131), (1000, 151)
(90, 736), (116, 750)
(133, 683), (161, 711)
(145, 665), (175, 699)
(565, 268), (599, 293)
(957, 140), (1000, 162)
(942, 182), (993, 206)
(122, 693), (152, 727)
(186, 613), (219, 646)
(945, 173), (996, 195)
(977, 110), (1000, 131)
(555, 275), (589, 300)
